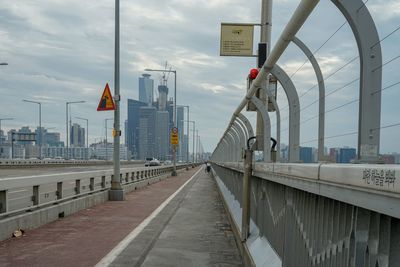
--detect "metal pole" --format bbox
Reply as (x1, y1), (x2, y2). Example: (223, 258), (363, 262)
(66, 103), (68, 159)
(229, 0), (319, 127)
(241, 148), (253, 241)
(106, 119), (108, 160)
(187, 106), (189, 166)
(39, 102), (41, 159)
(22, 100), (42, 159)
(192, 124), (195, 163)
(75, 117), (89, 159)
(171, 71), (177, 176)
(110, 0), (124, 201)
(11, 132), (14, 159)
(86, 119), (88, 159)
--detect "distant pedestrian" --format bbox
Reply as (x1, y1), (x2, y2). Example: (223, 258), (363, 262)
(206, 162), (211, 173)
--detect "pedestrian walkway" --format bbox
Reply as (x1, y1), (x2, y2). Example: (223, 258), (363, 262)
(0, 167), (242, 266)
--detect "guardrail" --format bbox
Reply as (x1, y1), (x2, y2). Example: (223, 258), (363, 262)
(212, 162), (400, 266)
(0, 159), (145, 167)
(0, 163), (195, 241)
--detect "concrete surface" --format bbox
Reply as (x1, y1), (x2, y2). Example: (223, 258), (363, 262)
(109, 168), (242, 267)
(0, 166), (241, 267)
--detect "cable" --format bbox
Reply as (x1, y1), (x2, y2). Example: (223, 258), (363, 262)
(372, 54), (400, 72)
(371, 24), (400, 49)
(301, 131), (358, 145)
(371, 81), (400, 95)
(300, 77), (359, 112)
(299, 98), (358, 127)
(371, 122), (400, 132)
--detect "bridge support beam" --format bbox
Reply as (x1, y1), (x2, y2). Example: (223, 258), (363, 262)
(270, 65), (300, 162)
(241, 148), (253, 241)
(251, 96), (271, 162)
(292, 37), (325, 161)
(331, 0), (382, 162)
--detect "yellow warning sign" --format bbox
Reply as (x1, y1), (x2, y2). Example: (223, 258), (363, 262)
(170, 127), (179, 145)
(97, 83), (115, 111)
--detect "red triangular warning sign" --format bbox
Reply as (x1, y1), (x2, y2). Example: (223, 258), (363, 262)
(97, 83), (115, 111)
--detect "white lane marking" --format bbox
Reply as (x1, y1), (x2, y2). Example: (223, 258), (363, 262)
(95, 168), (202, 267)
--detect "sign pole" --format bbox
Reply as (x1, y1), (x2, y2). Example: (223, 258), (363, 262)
(109, 0), (124, 201)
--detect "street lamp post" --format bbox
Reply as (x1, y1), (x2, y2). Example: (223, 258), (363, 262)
(105, 118), (113, 161)
(187, 120), (196, 164)
(145, 68), (177, 176)
(0, 63), (8, 66)
(75, 117), (89, 159)
(66, 101), (85, 159)
(22, 100), (42, 159)
(178, 105), (190, 168)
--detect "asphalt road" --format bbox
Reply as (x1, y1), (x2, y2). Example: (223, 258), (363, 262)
(0, 163), (145, 179)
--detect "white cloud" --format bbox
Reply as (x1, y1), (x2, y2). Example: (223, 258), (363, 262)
(0, 0), (398, 153)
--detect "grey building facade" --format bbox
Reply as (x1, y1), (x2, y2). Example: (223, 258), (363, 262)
(138, 106), (156, 159)
(155, 111), (170, 160)
(139, 74), (154, 107)
(127, 99), (147, 159)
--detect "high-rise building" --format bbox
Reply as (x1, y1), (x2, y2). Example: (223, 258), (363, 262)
(155, 111), (169, 160)
(70, 123), (85, 147)
(139, 74), (154, 107)
(339, 147), (356, 163)
(127, 99), (147, 159)
(158, 85), (168, 111)
(300, 146), (313, 163)
(138, 106), (156, 159)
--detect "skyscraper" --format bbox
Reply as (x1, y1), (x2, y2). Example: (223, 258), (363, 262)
(70, 123), (85, 147)
(155, 111), (169, 160)
(158, 85), (168, 111)
(138, 106), (156, 159)
(127, 99), (147, 159)
(139, 74), (154, 107)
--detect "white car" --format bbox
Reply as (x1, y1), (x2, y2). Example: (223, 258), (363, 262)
(149, 159), (161, 166)
(145, 157), (160, 166)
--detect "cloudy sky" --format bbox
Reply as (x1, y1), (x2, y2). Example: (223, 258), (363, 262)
(0, 0), (399, 154)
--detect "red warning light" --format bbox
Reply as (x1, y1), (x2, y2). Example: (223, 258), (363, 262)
(249, 68), (259, 80)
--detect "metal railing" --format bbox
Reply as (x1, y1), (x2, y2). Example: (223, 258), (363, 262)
(0, 164), (188, 217)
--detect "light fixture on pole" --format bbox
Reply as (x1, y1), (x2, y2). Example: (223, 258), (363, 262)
(66, 101), (85, 159)
(178, 105), (190, 168)
(187, 120), (196, 164)
(0, 63), (8, 66)
(145, 67), (178, 176)
(105, 118), (113, 161)
(0, 118), (13, 146)
(75, 117), (89, 159)
(22, 99), (42, 159)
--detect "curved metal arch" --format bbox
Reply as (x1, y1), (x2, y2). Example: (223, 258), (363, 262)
(292, 36), (325, 161)
(270, 64), (300, 162)
(226, 131), (237, 162)
(237, 113), (255, 139)
(235, 117), (249, 142)
(331, 0), (382, 162)
(221, 137), (230, 162)
(262, 82), (281, 162)
(229, 126), (242, 161)
(232, 121), (246, 149)
(251, 95), (271, 162)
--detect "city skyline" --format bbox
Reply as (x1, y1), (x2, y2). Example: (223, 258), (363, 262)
(0, 1), (399, 154)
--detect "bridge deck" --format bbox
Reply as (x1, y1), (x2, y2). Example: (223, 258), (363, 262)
(0, 167), (242, 266)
